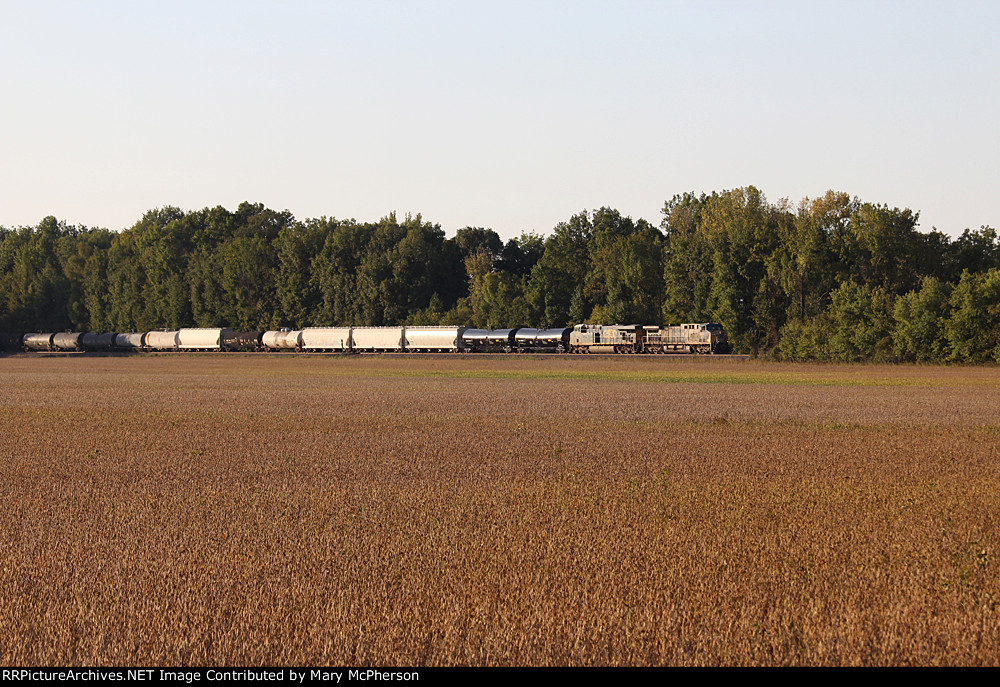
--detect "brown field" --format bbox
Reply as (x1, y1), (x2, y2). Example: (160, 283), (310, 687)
(0, 354), (998, 666)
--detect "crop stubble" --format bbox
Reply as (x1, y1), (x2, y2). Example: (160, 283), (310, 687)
(0, 355), (997, 665)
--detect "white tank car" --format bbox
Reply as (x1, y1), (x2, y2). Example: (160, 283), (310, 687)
(262, 329), (303, 350)
(144, 330), (180, 350)
(115, 332), (146, 350)
(177, 328), (234, 350)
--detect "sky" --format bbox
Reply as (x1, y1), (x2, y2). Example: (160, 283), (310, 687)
(1, 0), (996, 239)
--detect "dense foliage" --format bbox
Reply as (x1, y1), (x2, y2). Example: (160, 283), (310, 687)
(2, 189), (998, 361)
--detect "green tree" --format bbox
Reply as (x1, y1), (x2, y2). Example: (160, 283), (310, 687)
(699, 187), (784, 352)
(661, 192), (713, 324)
(312, 219), (374, 325)
(842, 202), (924, 294)
(497, 232), (545, 277)
(826, 280), (894, 361)
(946, 226), (1000, 279)
(454, 227), (503, 265)
(275, 220), (325, 327)
(892, 277), (952, 361)
(778, 192), (851, 323)
(777, 314), (834, 361)
(945, 268), (1000, 362)
(526, 211), (592, 327)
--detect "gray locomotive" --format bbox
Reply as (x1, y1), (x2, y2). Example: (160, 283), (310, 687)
(568, 323), (728, 354)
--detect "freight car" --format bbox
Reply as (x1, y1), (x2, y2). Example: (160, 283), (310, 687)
(262, 329), (303, 351)
(177, 328), (234, 351)
(488, 328), (521, 352)
(514, 328), (572, 352)
(115, 332), (146, 350)
(51, 332), (85, 351)
(23, 333), (55, 351)
(404, 326), (466, 352)
(144, 330), (180, 351)
(300, 327), (353, 352)
(461, 328), (491, 351)
(461, 328), (522, 352)
(222, 331), (264, 352)
(351, 327), (406, 352)
(81, 332), (117, 351)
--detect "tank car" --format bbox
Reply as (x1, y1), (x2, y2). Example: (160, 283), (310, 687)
(461, 329), (490, 352)
(513, 328), (571, 352)
(114, 332), (146, 350)
(487, 328), (522, 352)
(144, 330), (180, 351)
(23, 333), (55, 351)
(177, 328), (233, 351)
(513, 328), (539, 351)
(81, 332), (117, 351)
(459, 327), (523, 353)
(222, 331), (264, 352)
(262, 329), (303, 351)
(50, 332), (86, 351)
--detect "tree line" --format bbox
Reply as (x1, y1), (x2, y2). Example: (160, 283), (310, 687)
(1, 189), (998, 362)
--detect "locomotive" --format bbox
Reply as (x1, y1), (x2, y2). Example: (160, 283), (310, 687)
(1, 322), (729, 355)
(568, 323), (728, 354)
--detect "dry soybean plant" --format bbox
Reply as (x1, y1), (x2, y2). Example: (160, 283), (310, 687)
(0, 355), (997, 665)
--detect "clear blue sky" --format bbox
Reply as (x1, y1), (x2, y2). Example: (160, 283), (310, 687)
(1, 0), (996, 238)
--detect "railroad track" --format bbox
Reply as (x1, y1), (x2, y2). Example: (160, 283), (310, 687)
(3, 350), (753, 360)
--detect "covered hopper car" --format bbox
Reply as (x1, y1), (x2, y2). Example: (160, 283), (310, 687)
(404, 326), (466, 351)
(300, 327), (353, 352)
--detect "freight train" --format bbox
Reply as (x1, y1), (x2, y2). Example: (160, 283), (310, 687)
(1, 322), (729, 355)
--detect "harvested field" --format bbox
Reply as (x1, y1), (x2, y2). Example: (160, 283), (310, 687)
(0, 354), (998, 666)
